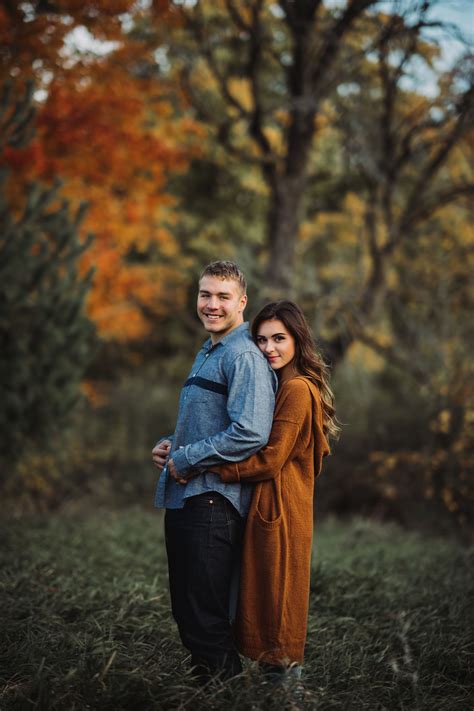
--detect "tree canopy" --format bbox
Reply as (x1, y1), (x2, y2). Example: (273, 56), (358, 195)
(2, 1), (472, 523)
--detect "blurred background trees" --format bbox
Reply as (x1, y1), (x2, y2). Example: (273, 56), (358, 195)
(1, 0), (472, 532)
(0, 82), (96, 502)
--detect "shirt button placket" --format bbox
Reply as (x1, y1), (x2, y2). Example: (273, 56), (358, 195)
(184, 348), (211, 400)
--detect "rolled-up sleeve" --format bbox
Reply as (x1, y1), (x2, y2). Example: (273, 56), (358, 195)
(172, 352), (276, 476)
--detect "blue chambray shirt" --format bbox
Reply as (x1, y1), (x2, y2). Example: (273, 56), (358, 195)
(154, 322), (277, 516)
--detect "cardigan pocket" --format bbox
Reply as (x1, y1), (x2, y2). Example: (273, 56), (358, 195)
(254, 476), (283, 529)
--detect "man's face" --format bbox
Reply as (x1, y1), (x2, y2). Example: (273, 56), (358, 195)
(197, 276), (247, 343)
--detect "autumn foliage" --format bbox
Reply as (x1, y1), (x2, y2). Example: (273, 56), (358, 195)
(2, 1), (205, 341)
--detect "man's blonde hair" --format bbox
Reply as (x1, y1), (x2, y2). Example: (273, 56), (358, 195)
(199, 261), (247, 294)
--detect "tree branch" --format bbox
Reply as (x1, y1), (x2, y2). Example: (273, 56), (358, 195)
(360, 185), (385, 316)
(245, 0), (274, 158)
(184, 7), (249, 119)
(310, 0), (377, 94)
(225, 0), (251, 33)
(400, 84), (474, 232)
(179, 67), (273, 168)
(403, 182), (474, 226)
(352, 326), (430, 384)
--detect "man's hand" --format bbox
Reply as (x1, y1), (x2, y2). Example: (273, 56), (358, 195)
(152, 439), (172, 470)
(168, 458), (188, 485)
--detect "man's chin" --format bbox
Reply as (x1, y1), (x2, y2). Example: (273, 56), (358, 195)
(201, 322), (224, 334)
(200, 316), (225, 329)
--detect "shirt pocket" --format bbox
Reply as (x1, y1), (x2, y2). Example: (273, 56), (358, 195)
(183, 386), (229, 432)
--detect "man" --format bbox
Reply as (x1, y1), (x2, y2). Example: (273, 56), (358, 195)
(152, 261), (276, 681)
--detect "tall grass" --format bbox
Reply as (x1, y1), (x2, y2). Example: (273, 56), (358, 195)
(1, 510), (472, 710)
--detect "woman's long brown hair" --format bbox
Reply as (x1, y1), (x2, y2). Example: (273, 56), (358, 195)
(252, 301), (340, 441)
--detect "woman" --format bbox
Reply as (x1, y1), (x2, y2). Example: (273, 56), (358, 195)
(213, 300), (338, 678)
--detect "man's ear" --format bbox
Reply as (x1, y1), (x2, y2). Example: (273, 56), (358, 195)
(240, 293), (248, 312)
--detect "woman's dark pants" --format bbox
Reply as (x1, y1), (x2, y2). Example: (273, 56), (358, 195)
(164, 493), (244, 681)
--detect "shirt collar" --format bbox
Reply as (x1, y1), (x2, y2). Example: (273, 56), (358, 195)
(203, 322), (249, 351)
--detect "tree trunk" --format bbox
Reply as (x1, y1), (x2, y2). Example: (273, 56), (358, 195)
(263, 172), (308, 297)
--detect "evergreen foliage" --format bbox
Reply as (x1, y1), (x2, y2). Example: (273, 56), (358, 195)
(0, 83), (97, 468)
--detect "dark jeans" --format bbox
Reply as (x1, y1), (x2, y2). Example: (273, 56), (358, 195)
(164, 493), (244, 680)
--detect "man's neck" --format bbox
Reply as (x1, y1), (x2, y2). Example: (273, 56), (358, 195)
(209, 320), (244, 345)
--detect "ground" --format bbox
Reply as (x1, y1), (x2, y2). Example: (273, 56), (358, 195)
(1, 509), (472, 710)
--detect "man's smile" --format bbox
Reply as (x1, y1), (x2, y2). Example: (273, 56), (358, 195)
(203, 313), (222, 320)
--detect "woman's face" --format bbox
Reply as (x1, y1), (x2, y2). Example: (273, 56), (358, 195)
(256, 318), (296, 371)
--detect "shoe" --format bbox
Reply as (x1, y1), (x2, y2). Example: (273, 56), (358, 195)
(259, 661), (303, 686)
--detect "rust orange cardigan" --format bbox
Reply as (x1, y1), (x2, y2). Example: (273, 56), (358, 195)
(215, 376), (329, 665)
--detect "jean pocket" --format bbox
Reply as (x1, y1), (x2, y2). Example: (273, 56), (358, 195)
(184, 493), (216, 507)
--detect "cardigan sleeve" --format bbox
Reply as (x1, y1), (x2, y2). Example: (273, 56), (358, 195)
(215, 418), (300, 483)
(214, 379), (311, 483)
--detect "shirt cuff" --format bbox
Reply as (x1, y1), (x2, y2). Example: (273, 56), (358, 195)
(172, 447), (192, 476)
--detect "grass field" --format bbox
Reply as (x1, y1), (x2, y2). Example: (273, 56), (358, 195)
(1, 509), (472, 710)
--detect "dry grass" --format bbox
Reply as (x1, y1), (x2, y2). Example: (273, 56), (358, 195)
(1, 509), (472, 710)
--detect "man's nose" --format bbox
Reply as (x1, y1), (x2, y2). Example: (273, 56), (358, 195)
(207, 297), (219, 309)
